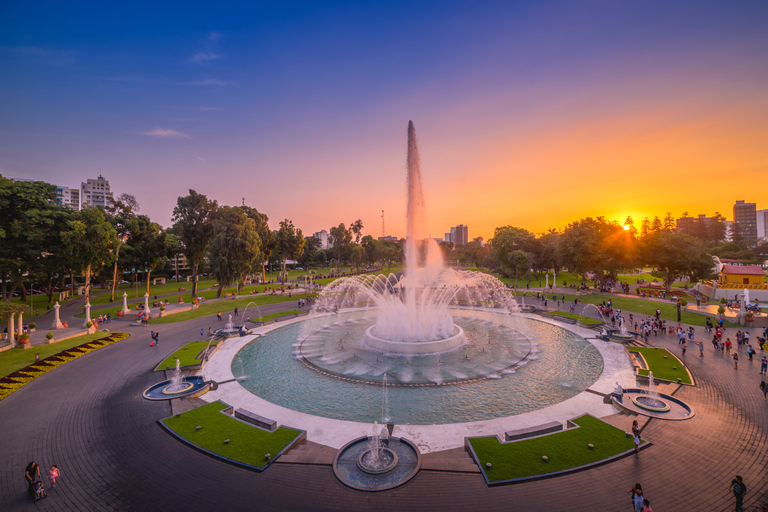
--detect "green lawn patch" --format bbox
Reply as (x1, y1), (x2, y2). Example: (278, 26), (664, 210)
(542, 311), (603, 325)
(631, 347), (692, 384)
(253, 310), (302, 322)
(147, 294), (314, 325)
(160, 400), (304, 470)
(155, 340), (220, 371)
(468, 414), (641, 483)
(0, 331), (115, 379)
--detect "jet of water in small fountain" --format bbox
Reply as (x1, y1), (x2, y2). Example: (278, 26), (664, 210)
(619, 317), (629, 336)
(368, 421), (382, 467)
(167, 359), (186, 392)
(381, 374), (391, 423)
(647, 371), (659, 399)
(225, 314), (235, 331)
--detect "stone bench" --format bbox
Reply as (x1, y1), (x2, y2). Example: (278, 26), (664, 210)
(234, 408), (277, 431)
(505, 421), (563, 441)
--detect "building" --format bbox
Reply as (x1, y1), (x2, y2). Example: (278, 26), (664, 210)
(452, 224), (468, 246)
(377, 236), (398, 242)
(55, 186), (80, 209)
(718, 264), (766, 287)
(732, 200), (757, 247)
(313, 230), (329, 249)
(81, 175), (114, 209)
(756, 209), (768, 243)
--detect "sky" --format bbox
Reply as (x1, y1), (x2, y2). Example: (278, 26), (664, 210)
(2, 0), (767, 241)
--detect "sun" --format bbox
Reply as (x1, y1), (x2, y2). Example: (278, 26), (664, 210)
(623, 225), (631, 231)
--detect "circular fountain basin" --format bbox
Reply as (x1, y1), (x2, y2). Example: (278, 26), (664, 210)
(613, 388), (694, 420)
(357, 447), (399, 475)
(631, 395), (671, 412)
(333, 436), (421, 491)
(363, 325), (466, 354)
(162, 381), (195, 395)
(143, 376), (211, 400)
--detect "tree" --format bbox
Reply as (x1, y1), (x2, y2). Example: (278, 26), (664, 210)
(63, 207), (117, 304)
(558, 217), (637, 284)
(208, 207), (261, 297)
(650, 216), (663, 233)
(106, 194), (139, 301)
(350, 219), (364, 244)
(349, 245), (365, 272)
(298, 236), (321, 269)
(641, 232), (713, 292)
(274, 219), (305, 282)
(165, 232), (181, 281)
(172, 190), (218, 297)
(126, 215), (167, 294)
(330, 223), (352, 267)
(662, 212), (675, 231)
(640, 217), (651, 238)
(489, 226), (536, 278)
(507, 250), (529, 287)
(240, 206), (274, 282)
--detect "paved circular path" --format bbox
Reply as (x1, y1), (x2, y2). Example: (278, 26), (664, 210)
(1, 310), (767, 511)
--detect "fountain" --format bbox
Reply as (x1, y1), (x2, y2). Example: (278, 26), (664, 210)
(298, 121), (529, 385)
(609, 317), (634, 342)
(143, 359), (212, 400)
(215, 313), (251, 338)
(631, 371), (670, 412)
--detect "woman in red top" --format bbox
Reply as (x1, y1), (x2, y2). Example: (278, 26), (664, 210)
(725, 338), (732, 355)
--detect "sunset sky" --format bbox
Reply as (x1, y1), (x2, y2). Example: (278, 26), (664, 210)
(2, 1), (767, 240)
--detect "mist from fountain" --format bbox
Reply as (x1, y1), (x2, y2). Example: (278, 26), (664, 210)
(166, 360), (187, 392)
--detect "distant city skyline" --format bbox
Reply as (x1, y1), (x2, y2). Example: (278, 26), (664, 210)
(2, 1), (767, 239)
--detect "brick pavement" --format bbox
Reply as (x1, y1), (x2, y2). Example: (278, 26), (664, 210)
(1, 306), (767, 511)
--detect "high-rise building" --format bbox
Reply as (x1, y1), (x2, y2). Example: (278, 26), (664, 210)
(377, 236), (398, 242)
(313, 229), (329, 249)
(55, 186), (80, 209)
(756, 209), (768, 243)
(81, 175), (114, 208)
(453, 224), (468, 246)
(733, 200), (757, 247)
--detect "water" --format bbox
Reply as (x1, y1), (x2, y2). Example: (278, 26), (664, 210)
(382, 374), (391, 423)
(166, 360), (187, 392)
(240, 301), (262, 325)
(232, 313), (603, 424)
(225, 314), (234, 331)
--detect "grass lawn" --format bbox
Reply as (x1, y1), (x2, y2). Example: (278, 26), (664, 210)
(253, 310), (302, 322)
(161, 400), (303, 469)
(147, 294), (313, 325)
(468, 414), (640, 482)
(0, 331), (112, 379)
(630, 347), (692, 384)
(543, 311), (603, 325)
(560, 293), (738, 328)
(155, 340), (220, 371)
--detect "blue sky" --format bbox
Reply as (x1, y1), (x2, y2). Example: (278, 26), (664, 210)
(2, 1), (767, 238)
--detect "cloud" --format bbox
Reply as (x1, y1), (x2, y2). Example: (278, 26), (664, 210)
(139, 128), (191, 138)
(208, 32), (222, 44)
(177, 78), (230, 86)
(195, 156), (206, 161)
(189, 52), (221, 63)
(0, 45), (74, 64)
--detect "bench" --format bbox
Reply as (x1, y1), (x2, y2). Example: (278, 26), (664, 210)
(234, 408), (277, 431)
(505, 421), (563, 441)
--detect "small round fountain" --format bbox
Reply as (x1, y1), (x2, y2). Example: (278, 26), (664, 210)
(215, 314), (250, 338)
(333, 421), (421, 491)
(611, 372), (694, 420)
(608, 317), (634, 342)
(143, 360), (211, 400)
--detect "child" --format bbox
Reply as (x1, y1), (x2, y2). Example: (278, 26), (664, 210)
(34, 480), (44, 499)
(49, 465), (59, 488)
(642, 498), (653, 512)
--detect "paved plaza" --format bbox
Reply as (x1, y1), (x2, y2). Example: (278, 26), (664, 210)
(1, 295), (768, 511)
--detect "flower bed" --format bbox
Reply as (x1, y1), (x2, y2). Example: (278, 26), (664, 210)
(0, 332), (129, 400)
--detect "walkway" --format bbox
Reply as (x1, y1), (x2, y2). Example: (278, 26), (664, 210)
(0, 306), (767, 510)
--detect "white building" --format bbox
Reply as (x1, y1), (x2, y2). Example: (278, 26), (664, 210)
(757, 209), (768, 243)
(81, 175), (114, 208)
(313, 229), (329, 250)
(56, 186), (80, 209)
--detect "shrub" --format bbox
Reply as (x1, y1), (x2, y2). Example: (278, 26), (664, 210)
(86, 321), (93, 328)
(45, 332), (54, 340)
(160, 306), (166, 311)
(717, 306), (725, 314)
(680, 299), (688, 306)
(720, 297), (727, 304)
(18, 334), (30, 344)
(29, 322), (36, 329)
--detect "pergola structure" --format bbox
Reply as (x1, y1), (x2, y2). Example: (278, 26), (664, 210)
(0, 302), (29, 347)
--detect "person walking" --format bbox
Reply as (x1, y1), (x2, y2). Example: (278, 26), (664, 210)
(628, 482), (643, 510)
(733, 351), (739, 370)
(154, 331), (159, 346)
(234, 307), (238, 317)
(682, 340), (687, 356)
(25, 461), (40, 498)
(48, 465), (59, 488)
(730, 475), (747, 512)
(631, 420), (641, 452)
(200, 328), (204, 338)
(217, 312), (222, 322)
(698, 340), (704, 357)
(760, 356), (768, 376)
(760, 381), (767, 401)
